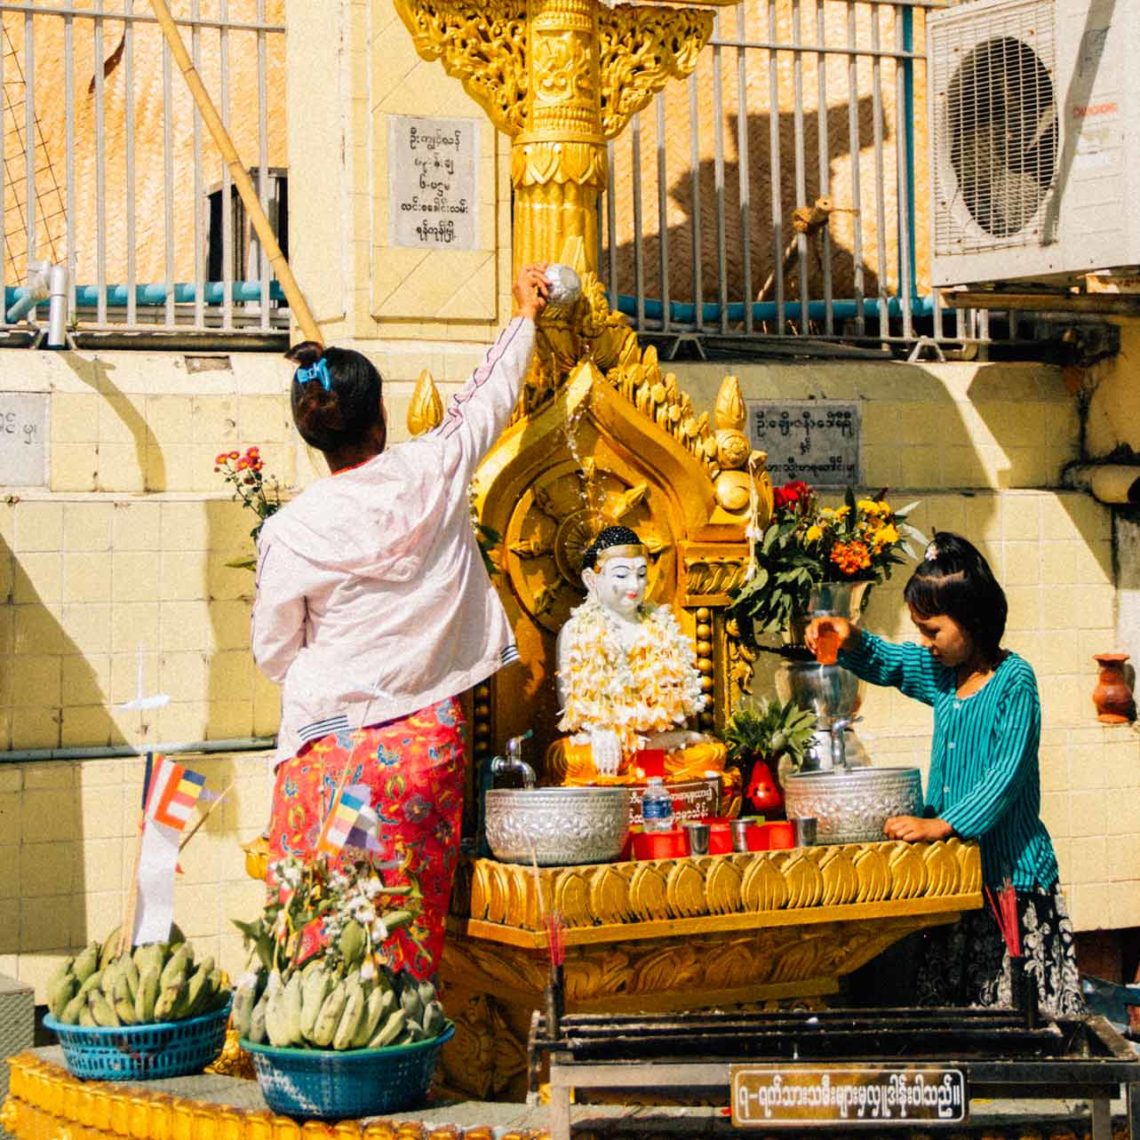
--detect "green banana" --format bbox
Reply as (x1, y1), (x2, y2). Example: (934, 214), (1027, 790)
(122, 958), (140, 1003)
(248, 990), (269, 1045)
(153, 981), (183, 1022)
(60, 993), (86, 1025)
(134, 966), (160, 1023)
(399, 984), (424, 1025)
(77, 969), (104, 999)
(178, 965), (208, 1020)
(369, 1008), (406, 1048)
(310, 984), (348, 1048)
(417, 979), (437, 1007)
(281, 972), (304, 1046)
(401, 1021), (426, 1044)
(300, 966), (333, 1041)
(262, 975), (286, 1046)
(160, 945), (191, 989)
(232, 979), (258, 1039)
(332, 977), (366, 1051)
(78, 1005), (95, 1028)
(422, 1000), (446, 1038)
(72, 944), (99, 985)
(338, 921), (366, 971)
(47, 972), (77, 1020)
(98, 927), (125, 971)
(88, 990), (120, 1028)
(112, 974), (137, 1026)
(352, 986), (387, 1049)
(206, 968), (225, 1013)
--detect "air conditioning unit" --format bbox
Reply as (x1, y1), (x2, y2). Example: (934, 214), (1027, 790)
(929, 0), (1140, 287)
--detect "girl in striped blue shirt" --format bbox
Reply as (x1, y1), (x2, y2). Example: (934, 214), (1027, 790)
(807, 533), (1083, 1015)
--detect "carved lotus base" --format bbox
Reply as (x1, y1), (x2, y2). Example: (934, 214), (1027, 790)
(439, 839), (982, 1101)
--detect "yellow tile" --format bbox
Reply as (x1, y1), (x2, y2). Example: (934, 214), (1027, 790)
(60, 603), (113, 655)
(0, 848), (18, 898)
(77, 758), (123, 788)
(143, 395), (196, 444)
(1040, 541), (1078, 586)
(209, 599), (254, 650)
(22, 764), (75, 790)
(159, 650), (209, 696)
(98, 394), (147, 446)
(0, 791), (20, 840)
(111, 551), (161, 604)
(1108, 881), (1140, 929)
(1003, 586), (1041, 633)
(111, 501), (162, 552)
(171, 883), (220, 939)
(160, 550), (208, 602)
(236, 397), (294, 444)
(72, 890), (124, 948)
(52, 393), (102, 443)
(1074, 541), (1113, 587)
(62, 551), (113, 604)
(11, 707), (60, 750)
(18, 788), (79, 844)
(12, 552), (63, 604)
(72, 838), (125, 894)
(95, 443), (146, 493)
(1001, 542), (1040, 586)
(109, 602), (159, 654)
(50, 443), (100, 492)
(109, 649), (160, 706)
(0, 770), (21, 794)
(63, 502), (114, 551)
(160, 602), (211, 653)
(0, 903), (17, 954)
(78, 784), (127, 841)
(1068, 790), (1108, 835)
(160, 503), (209, 552)
(155, 700), (208, 743)
(20, 841), (74, 898)
(60, 705), (117, 749)
(190, 395), (239, 446)
(206, 699), (254, 739)
(10, 656), (62, 708)
(14, 501), (64, 553)
(1068, 883), (1109, 932)
(1105, 832), (1140, 882)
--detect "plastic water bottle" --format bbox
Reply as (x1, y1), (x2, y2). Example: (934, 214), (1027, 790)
(641, 777), (675, 833)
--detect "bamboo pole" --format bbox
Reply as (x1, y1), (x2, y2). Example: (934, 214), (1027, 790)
(146, 0), (323, 345)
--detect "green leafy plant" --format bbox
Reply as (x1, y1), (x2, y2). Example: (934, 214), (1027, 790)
(725, 697), (817, 782)
(216, 446), (282, 570)
(728, 480), (924, 644)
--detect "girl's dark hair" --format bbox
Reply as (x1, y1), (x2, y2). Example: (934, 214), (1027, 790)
(285, 340), (385, 455)
(904, 531), (1007, 661)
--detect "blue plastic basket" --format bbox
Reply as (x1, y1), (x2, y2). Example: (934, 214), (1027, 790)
(43, 998), (232, 1081)
(241, 1023), (455, 1120)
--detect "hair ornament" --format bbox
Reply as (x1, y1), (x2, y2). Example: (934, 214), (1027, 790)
(295, 357), (332, 392)
(924, 540), (939, 562)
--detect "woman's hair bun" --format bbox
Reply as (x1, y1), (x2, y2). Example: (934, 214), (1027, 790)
(285, 340), (324, 368)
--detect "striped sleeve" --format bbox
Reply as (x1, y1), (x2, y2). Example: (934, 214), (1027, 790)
(940, 679), (1040, 839)
(839, 631), (940, 706)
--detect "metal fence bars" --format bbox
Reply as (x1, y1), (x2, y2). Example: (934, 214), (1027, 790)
(601, 0), (985, 349)
(0, 0), (287, 338)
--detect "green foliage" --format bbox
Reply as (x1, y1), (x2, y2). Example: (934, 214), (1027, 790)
(725, 697), (817, 777)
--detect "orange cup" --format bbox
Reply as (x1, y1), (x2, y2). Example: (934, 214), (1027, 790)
(815, 625), (840, 665)
(766, 820), (795, 849)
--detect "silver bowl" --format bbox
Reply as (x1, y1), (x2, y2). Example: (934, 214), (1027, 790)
(775, 659), (864, 723)
(484, 786), (632, 866)
(783, 766), (923, 844)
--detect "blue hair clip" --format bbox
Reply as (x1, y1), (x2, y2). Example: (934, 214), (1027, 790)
(295, 357), (332, 392)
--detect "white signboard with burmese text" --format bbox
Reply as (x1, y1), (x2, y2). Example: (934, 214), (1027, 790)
(388, 115), (479, 251)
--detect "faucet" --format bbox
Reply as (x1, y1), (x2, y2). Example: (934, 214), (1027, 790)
(828, 718), (854, 771)
(490, 730), (536, 788)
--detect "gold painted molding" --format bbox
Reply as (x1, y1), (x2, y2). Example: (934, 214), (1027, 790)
(2, 1053), (543, 1140)
(455, 839), (982, 945)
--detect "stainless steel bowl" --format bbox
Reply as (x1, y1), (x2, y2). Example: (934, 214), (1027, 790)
(782, 766), (923, 844)
(484, 786), (632, 866)
(775, 659), (864, 723)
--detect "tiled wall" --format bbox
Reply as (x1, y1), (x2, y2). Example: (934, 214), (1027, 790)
(1, 347), (1137, 1000)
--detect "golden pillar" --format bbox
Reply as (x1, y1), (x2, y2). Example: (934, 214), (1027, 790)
(393, 0), (733, 276)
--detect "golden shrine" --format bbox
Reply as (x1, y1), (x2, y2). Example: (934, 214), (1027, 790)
(0, 2), (982, 1135)
(392, 0), (983, 1105)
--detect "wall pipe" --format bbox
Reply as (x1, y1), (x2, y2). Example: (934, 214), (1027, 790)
(1064, 464), (1140, 506)
(145, 0), (322, 346)
(0, 735), (275, 765)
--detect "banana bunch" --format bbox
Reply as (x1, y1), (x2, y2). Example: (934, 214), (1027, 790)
(47, 928), (229, 1028)
(234, 962), (446, 1051)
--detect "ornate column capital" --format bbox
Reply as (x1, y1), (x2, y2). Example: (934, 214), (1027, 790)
(392, 0), (530, 137)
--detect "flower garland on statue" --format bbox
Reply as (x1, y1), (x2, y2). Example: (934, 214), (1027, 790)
(557, 596), (708, 756)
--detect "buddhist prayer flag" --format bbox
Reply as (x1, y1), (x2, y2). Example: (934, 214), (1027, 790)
(316, 788), (373, 856)
(144, 757), (208, 832)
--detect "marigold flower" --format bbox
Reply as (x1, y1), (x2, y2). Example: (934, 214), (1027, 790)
(228, 450), (240, 460)
(215, 452), (228, 465)
(236, 457), (250, 471)
(830, 540), (871, 576)
(805, 524), (823, 543)
(246, 446), (260, 458)
(871, 523), (900, 551)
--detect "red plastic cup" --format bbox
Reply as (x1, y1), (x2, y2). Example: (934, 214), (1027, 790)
(745, 823), (770, 852)
(815, 625), (840, 665)
(633, 828), (689, 860)
(766, 820), (796, 850)
(704, 819), (733, 855)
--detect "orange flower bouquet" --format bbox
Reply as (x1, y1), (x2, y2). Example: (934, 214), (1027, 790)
(728, 482), (924, 644)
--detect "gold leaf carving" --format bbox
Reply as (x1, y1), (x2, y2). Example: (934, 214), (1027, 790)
(553, 868), (592, 924)
(392, 0), (529, 136)
(470, 860), (493, 920)
(887, 842), (927, 899)
(589, 864), (633, 925)
(818, 848), (859, 906)
(704, 857), (743, 914)
(665, 861), (708, 917)
(629, 862), (669, 920)
(684, 556), (750, 599)
(853, 845), (891, 903)
(486, 862), (511, 924)
(715, 374), (746, 431)
(598, 7), (715, 138)
(741, 857), (788, 912)
(407, 368), (444, 436)
(783, 853), (824, 908)
(770, 935), (829, 984)
(921, 841), (960, 896)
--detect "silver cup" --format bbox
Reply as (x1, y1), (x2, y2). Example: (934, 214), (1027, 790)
(731, 819), (752, 853)
(683, 821), (710, 856)
(791, 816), (818, 846)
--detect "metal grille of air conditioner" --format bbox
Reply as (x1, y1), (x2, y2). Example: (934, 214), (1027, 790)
(932, 0), (1058, 255)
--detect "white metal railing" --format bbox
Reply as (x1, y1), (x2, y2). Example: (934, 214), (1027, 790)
(601, 0), (1000, 352)
(1, 0), (287, 338)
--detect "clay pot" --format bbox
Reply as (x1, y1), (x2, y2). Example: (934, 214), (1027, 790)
(1092, 653), (1135, 724)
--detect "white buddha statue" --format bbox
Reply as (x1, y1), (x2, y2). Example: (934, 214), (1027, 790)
(547, 525), (727, 785)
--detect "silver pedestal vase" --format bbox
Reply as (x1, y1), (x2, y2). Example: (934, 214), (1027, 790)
(778, 580), (872, 772)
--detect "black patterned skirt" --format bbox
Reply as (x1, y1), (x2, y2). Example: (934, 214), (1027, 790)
(912, 883), (1085, 1016)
